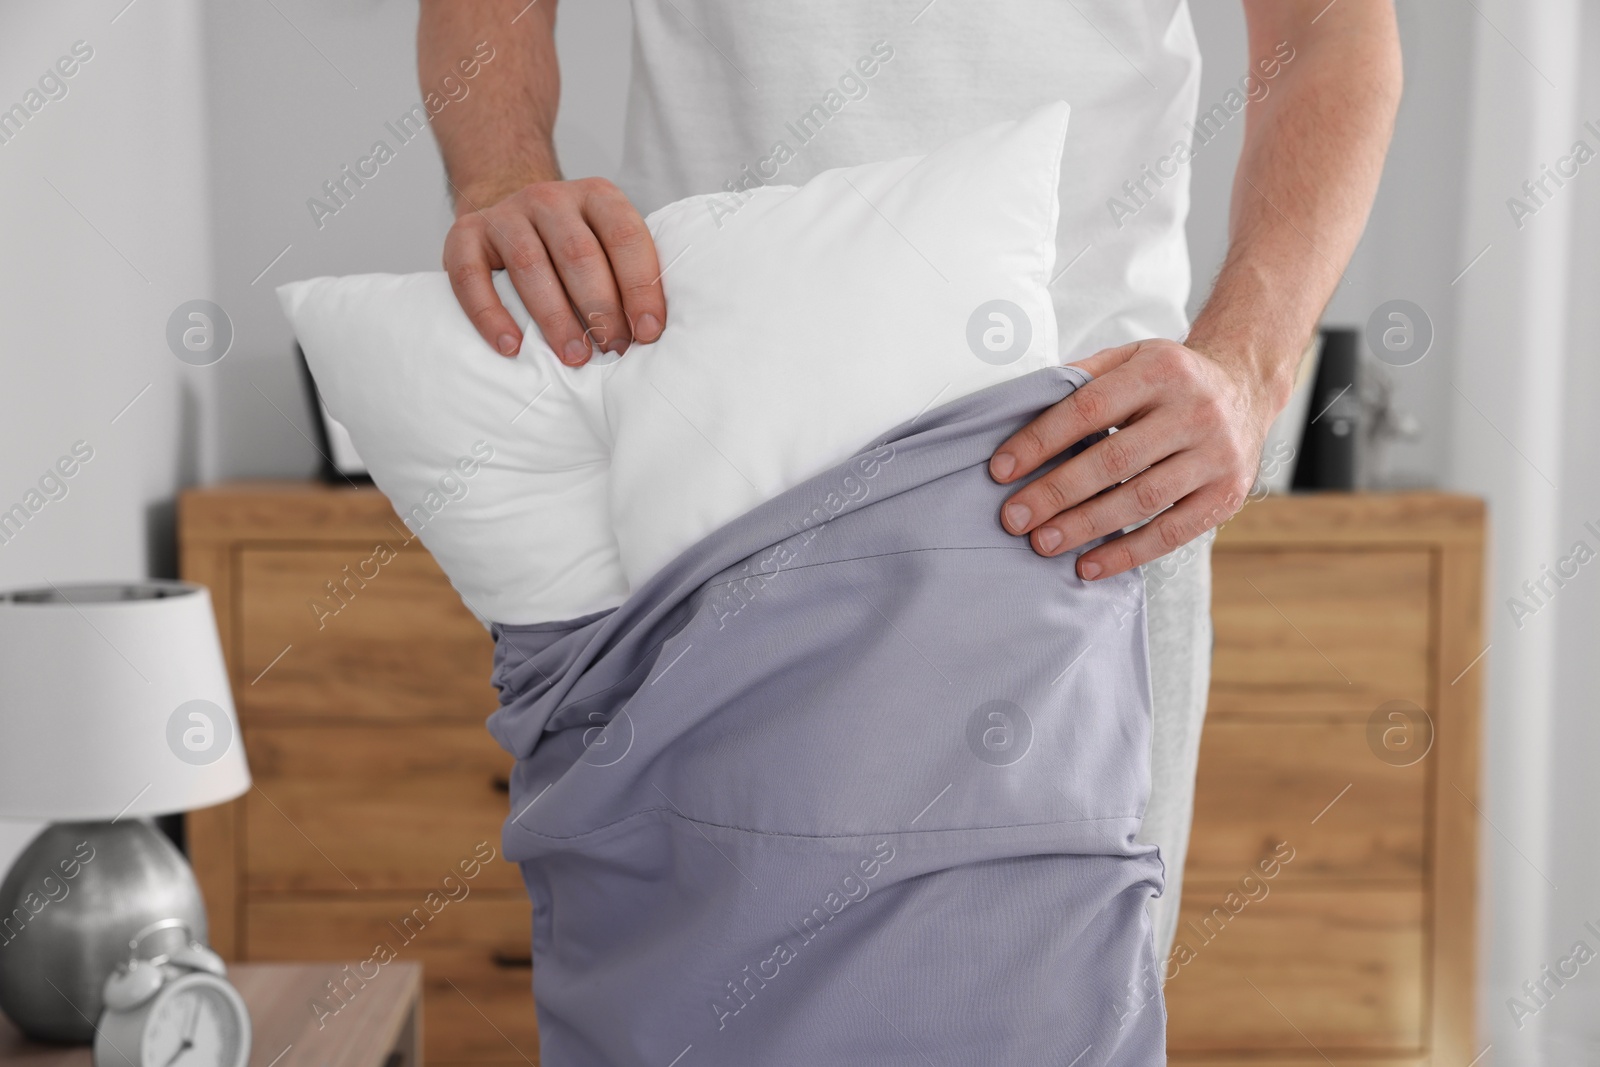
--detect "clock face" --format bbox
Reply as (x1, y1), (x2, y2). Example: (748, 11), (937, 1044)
(139, 976), (248, 1067)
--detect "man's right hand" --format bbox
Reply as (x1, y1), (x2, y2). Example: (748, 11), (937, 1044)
(443, 177), (666, 365)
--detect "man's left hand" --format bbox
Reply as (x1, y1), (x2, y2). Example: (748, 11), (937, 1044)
(988, 338), (1288, 580)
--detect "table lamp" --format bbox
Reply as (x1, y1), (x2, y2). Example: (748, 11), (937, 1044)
(0, 581), (250, 1042)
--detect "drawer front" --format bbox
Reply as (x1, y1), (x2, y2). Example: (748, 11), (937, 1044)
(245, 725), (522, 893)
(1185, 720), (1428, 883)
(237, 546), (497, 723)
(1208, 549), (1433, 716)
(246, 894), (537, 1064)
(1164, 888), (1425, 1053)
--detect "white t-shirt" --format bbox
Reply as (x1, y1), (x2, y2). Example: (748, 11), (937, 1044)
(616, 0), (1203, 360)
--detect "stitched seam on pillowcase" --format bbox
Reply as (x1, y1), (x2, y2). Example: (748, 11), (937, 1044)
(505, 804), (1148, 845)
(534, 506), (1115, 728)
(700, 543), (1088, 594)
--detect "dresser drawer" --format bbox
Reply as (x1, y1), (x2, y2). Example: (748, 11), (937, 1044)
(246, 893), (537, 1064)
(1164, 887), (1425, 1053)
(245, 725), (522, 893)
(1185, 720), (1428, 883)
(236, 546), (497, 723)
(1208, 549), (1433, 716)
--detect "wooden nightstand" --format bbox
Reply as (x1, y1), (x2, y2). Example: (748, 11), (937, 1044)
(0, 961), (421, 1067)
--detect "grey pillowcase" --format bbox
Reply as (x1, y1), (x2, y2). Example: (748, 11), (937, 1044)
(490, 366), (1165, 1066)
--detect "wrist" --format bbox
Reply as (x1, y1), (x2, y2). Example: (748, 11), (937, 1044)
(450, 153), (562, 215)
(1187, 246), (1338, 418)
(1185, 324), (1303, 417)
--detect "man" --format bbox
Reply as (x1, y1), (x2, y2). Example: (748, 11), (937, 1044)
(419, 0), (1400, 963)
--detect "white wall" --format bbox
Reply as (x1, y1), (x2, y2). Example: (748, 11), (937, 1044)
(1544, 4), (1600, 1050)
(1450, 1), (1600, 1061)
(0, 0), (212, 585)
(0, 0), (214, 868)
(1186, 0), (1474, 489)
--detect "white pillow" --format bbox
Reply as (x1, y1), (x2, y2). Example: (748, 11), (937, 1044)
(279, 101), (1070, 625)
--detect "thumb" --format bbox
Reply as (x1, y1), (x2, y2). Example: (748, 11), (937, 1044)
(1067, 339), (1146, 380)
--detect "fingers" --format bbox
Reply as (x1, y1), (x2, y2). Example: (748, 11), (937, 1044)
(990, 337), (1270, 579)
(443, 219), (524, 357)
(998, 416), (1183, 538)
(582, 182), (666, 345)
(1073, 483), (1247, 580)
(442, 178), (667, 366)
(1064, 339), (1143, 380)
(485, 214), (589, 365)
(1022, 451), (1209, 557)
(526, 183), (632, 362)
(989, 358), (1154, 485)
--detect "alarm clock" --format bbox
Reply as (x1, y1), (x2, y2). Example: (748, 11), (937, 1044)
(93, 921), (251, 1067)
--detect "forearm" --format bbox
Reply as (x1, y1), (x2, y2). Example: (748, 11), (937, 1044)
(1187, 0), (1402, 409)
(419, 0), (564, 213)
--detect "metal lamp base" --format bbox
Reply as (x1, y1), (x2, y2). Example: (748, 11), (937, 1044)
(0, 820), (207, 1042)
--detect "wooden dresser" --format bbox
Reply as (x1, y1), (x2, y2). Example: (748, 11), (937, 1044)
(180, 484), (1483, 1066)
(180, 484), (529, 1066)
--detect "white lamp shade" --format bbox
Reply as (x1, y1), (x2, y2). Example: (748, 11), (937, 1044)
(0, 581), (250, 820)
